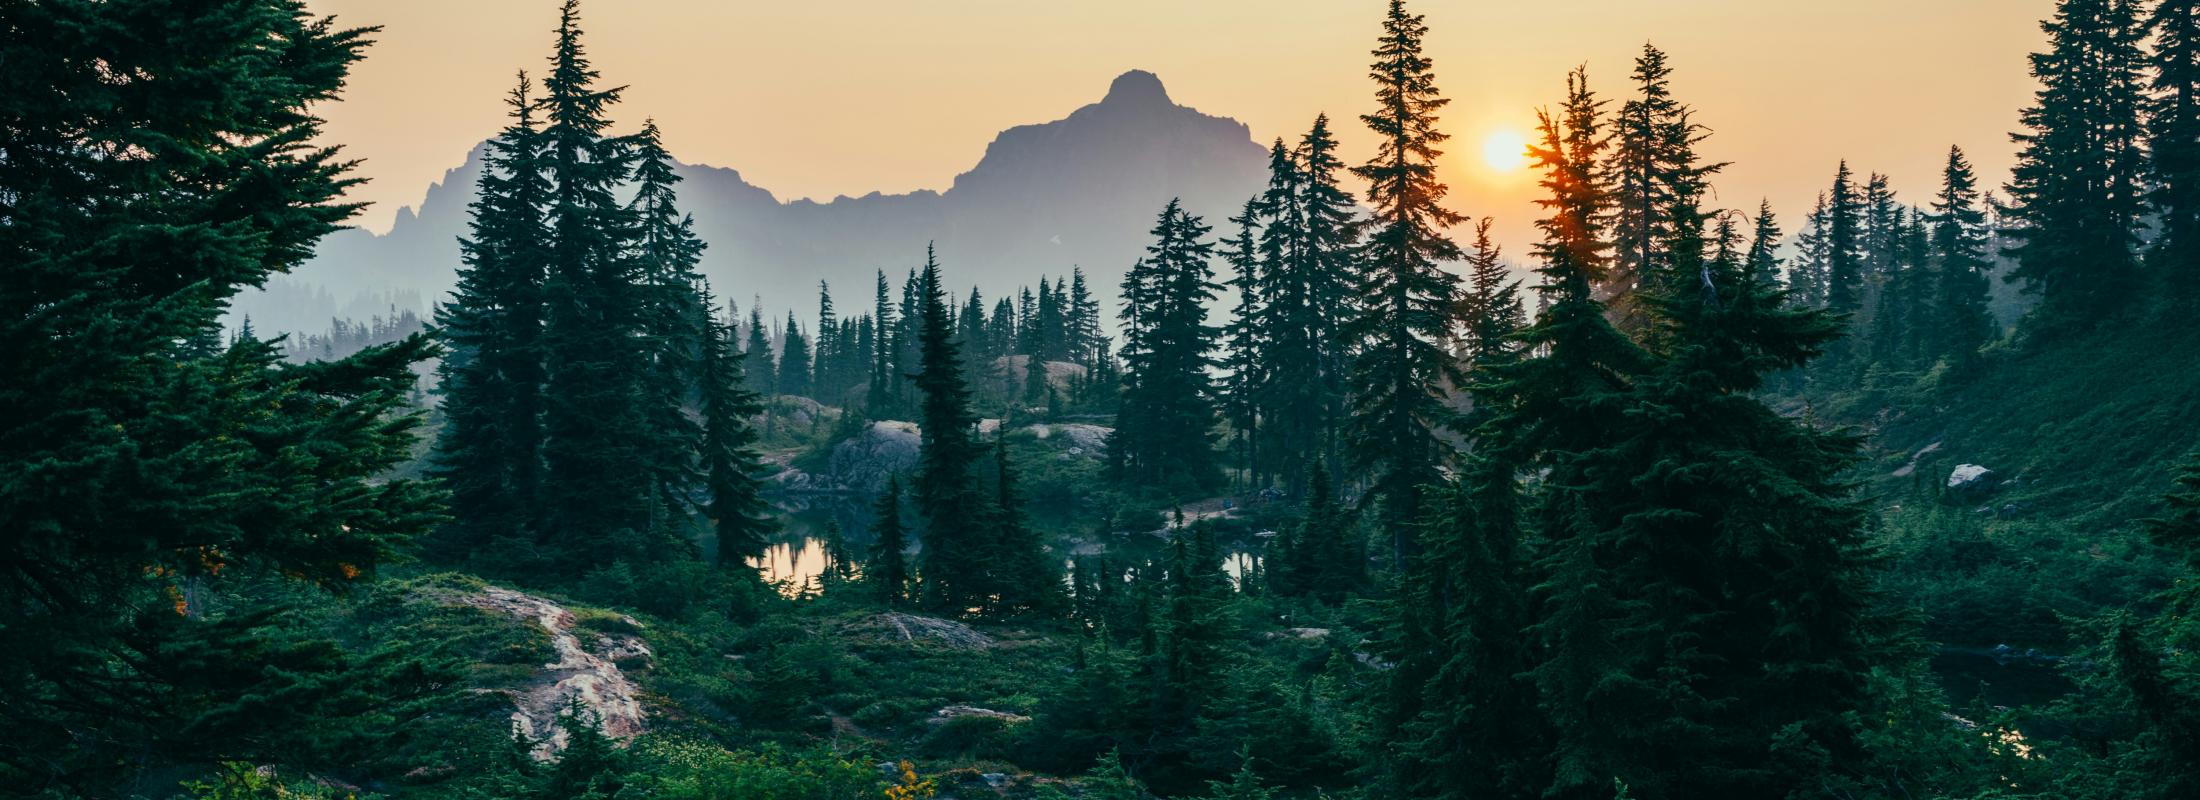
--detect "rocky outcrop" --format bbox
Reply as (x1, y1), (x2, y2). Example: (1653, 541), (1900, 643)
(828, 421), (921, 494)
(929, 705), (1030, 724)
(1948, 463), (2001, 502)
(852, 612), (996, 649)
(1026, 422), (1110, 455)
(986, 355), (1087, 396)
(453, 587), (649, 760)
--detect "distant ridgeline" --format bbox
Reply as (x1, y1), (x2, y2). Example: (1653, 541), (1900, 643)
(236, 69), (1267, 343)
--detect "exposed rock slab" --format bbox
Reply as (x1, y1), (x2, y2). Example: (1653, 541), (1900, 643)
(454, 586), (649, 760)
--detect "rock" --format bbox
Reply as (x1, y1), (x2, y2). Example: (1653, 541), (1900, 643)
(1947, 464), (2001, 501)
(828, 420), (921, 493)
(450, 586), (647, 760)
(1262, 627), (1331, 641)
(986, 355), (1087, 395)
(929, 705), (1031, 724)
(855, 612), (997, 649)
(982, 773), (1010, 788)
(1892, 441), (1943, 478)
(771, 394), (832, 430)
(1034, 422), (1111, 451)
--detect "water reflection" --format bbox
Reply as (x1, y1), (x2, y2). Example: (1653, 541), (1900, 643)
(745, 496), (1264, 597)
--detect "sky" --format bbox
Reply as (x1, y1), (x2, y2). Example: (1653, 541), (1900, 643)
(305, 0), (2056, 255)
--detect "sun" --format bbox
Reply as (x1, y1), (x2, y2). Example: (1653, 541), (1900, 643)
(1481, 129), (1529, 172)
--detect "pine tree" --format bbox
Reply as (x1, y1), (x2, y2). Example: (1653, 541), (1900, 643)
(628, 119), (710, 534)
(911, 246), (993, 612)
(1442, 67), (1648, 798)
(777, 311), (811, 399)
(1283, 462), (1361, 603)
(869, 270), (900, 413)
(986, 440), (1062, 614)
(2153, 0), (2200, 302)
(1111, 200), (1224, 492)
(0, 1), (446, 785)
(1787, 192), (1831, 307)
(1068, 267), (1104, 368)
(538, 0), (654, 566)
(1745, 200), (1786, 294)
(814, 281), (837, 401)
(1931, 146), (1994, 369)
(1249, 117), (1361, 496)
(1457, 217), (1526, 369)
(869, 476), (911, 606)
(1220, 199), (1266, 490)
(1605, 43), (1680, 323)
(696, 285), (771, 569)
(1490, 59), (1884, 799)
(1347, 0), (1466, 551)
(434, 72), (550, 557)
(1823, 161), (1866, 316)
(2006, 0), (2149, 328)
(746, 301), (777, 398)
(1024, 277), (1055, 403)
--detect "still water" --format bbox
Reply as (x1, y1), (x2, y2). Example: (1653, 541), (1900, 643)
(744, 497), (1263, 595)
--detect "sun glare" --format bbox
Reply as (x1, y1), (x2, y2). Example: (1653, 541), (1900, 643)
(1481, 129), (1528, 172)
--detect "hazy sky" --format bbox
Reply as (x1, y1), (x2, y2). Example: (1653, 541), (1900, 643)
(307, 0), (2055, 253)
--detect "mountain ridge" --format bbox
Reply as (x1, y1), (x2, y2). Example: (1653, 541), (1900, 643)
(236, 70), (1267, 335)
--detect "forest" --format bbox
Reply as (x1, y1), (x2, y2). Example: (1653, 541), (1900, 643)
(3, 0), (2199, 798)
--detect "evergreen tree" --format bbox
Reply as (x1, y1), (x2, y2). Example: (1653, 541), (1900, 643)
(1823, 161), (1866, 317)
(777, 311), (811, 399)
(628, 119), (710, 534)
(1495, 61), (1884, 799)
(1068, 267), (1104, 368)
(1279, 462), (1361, 603)
(1407, 66), (1648, 800)
(696, 286), (771, 569)
(814, 281), (837, 401)
(869, 476), (911, 606)
(1024, 277), (1056, 403)
(1296, 114), (1362, 471)
(2006, 0), (2149, 328)
(1744, 200), (1786, 293)
(1787, 192), (1831, 307)
(1111, 200), (1224, 492)
(1220, 199), (1267, 490)
(0, 1), (447, 785)
(1931, 146), (1994, 369)
(869, 269), (900, 413)
(1457, 217), (1526, 369)
(434, 73), (550, 556)
(1347, 0), (1467, 551)
(746, 301), (777, 398)
(1605, 43), (1680, 323)
(537, 0), (654, 566)
(2152, 0), (2200, 302)
(986, 440), (1062, 614)
(911, 245), (993, 612)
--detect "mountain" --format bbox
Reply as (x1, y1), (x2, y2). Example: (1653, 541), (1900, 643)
(236, 70), (1268, 335)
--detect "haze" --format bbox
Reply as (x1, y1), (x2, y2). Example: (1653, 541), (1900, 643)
(307, 0), (2052, 255)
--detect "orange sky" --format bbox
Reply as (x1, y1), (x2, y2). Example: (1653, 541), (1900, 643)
(306, 0), (2054, 254)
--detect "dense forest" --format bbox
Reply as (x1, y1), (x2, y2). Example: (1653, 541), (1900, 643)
(4, 0), (2199, 799)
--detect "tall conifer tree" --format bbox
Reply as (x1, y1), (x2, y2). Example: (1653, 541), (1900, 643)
(911, 246), (992, 611)
(1931, 146), (1994, 369)
(628, 119), (709, 531)
(2006, 0), (2149, 327)
(1111, 200), (1224, 492)
(538, 0), (653, 565)
(435, 73), (550, 555)
(1347, 0), (1466, 549)
(695, 286), (771, 568)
